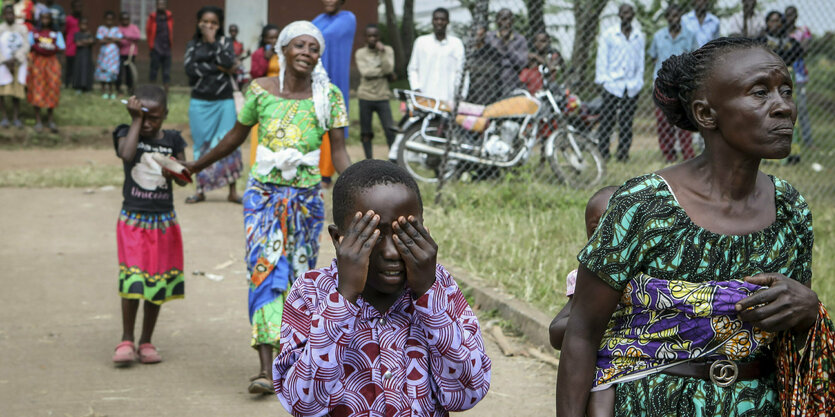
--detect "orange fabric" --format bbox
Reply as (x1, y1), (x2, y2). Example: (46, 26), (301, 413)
(27, 54), (60, 108)
(319, 132), (334, 177)
(483, 96), (540, 118)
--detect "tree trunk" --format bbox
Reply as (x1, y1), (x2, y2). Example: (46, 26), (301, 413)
(400, 0), (415, 70)
(524, 0), (546, 38)
(570, 0), (609, 96)
(383, 0), (407, 78)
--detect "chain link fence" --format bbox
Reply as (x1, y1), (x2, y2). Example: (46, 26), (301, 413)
(389, 0), (835, 205)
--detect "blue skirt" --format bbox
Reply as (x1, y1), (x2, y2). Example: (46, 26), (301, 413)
(243, 178), (324, 321)
(188, 98), (242, 193)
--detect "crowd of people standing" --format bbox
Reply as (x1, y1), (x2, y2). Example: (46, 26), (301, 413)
(88, 0), (833, 416)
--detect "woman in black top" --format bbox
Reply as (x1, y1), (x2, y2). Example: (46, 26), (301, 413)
(183, 5), (242, 204)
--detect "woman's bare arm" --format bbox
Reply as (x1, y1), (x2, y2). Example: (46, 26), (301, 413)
(185, 121), (251, 174)
(328, 128), (351, 174)
(556, 265), (621, 417)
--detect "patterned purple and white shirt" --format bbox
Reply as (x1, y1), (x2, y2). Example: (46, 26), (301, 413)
(274, 261), (492, 417)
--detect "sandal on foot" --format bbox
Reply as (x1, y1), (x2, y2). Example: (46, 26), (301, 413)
(13, 119), (22, 129)
(248, 373), (274, 394)
(137, 343), (162, 364)
(112, 341), (138, 365)
(184, 194), (205, 204)
(48, 122), (58, 133)
(0, 119), (9, 128)
(33, 122), (43, 133)
(227, 195), (242, 204)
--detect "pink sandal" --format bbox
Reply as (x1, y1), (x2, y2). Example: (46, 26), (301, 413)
(112, 341), (138, 365)
(138, 343), (162, 364)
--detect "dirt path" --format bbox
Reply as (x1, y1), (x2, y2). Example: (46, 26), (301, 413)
(0, 184), (556, 415)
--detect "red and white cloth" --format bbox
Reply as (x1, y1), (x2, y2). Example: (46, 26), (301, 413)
(273, 261), (492, 417)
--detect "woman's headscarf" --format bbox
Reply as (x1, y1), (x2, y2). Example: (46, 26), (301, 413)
(276, 21), (331, 130)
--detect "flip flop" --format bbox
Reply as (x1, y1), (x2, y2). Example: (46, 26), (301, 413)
(184, 194), (205, 204)
(248, 373), (274, 394)
(137, 343), (162, 364)
(228, 195), (243, 204)
(112, 340), (138, 366)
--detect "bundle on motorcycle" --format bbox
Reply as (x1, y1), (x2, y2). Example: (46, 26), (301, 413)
(390, 84), (605, 189)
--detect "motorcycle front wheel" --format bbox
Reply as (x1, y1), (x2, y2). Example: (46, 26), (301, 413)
(397, 121), (459, 184)
(546, 128), (606, 189)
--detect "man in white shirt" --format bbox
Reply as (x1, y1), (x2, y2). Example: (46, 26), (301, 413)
(725, 0), (764, 38)
(681, 0), (720, 47)
(407, 7), (465, 103)
(595, 4), (644, 161)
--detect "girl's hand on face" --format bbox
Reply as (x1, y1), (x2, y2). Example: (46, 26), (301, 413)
(736, 273), (820, 332)
(126, 96), (143, 120)
(393, 216), (437, 297)
(200, 24), (217, 44)
(335, 211), (380, 304)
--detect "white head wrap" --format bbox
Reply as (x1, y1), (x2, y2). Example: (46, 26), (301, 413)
(277, 21), (331, 130)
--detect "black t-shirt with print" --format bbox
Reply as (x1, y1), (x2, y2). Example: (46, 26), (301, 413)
(113, 124), (187, 213)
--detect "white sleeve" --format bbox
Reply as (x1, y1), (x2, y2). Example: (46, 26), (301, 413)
(407, 37), (422, 91)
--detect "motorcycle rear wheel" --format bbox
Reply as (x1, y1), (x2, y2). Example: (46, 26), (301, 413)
(397, 121), (459, 184)
(546, 128), (606, 189)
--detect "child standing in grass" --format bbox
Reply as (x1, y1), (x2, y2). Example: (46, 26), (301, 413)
(0, 5), (28, 128)
(71, 17), (93, 93)
(112, 84), (188, 366)
(94, 10), (121, 99)
(27, 9), (63, 132)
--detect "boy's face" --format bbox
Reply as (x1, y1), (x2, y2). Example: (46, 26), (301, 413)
(339, 183), (422, 297)
(3, 8), (13, 24)
(229, 25), (238, 38)
(156, 0), (167, 11)
(120, 13), (130, 26)
(533, 33), (549, 52)
(139, 100), (167, 137)
(365, 27), (379, 47)
(78, 18), (87, 31)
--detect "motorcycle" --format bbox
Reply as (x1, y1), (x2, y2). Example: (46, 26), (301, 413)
(389, 66), (605, 188)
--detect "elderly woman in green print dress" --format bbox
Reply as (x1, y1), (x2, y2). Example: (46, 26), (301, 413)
(183, 21), (350, 395)
(557, 37), (835, 416)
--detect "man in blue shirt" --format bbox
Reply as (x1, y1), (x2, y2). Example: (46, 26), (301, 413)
(649, 4), (699, 162)
(595, 4), (644, 162)
(681, 0), (720, 47)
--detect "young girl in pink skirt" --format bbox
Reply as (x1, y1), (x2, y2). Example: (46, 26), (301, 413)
(112, 85), (189, 366)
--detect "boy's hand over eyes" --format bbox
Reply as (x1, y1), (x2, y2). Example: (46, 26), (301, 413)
(393, 216), (437, 298)
(336, 211), (380, 304)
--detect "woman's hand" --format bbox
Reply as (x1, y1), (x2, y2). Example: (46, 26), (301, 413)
(393, 215), (437, 298)
(736, 273), (819, 332)
(334, 211), (381, 304)
(200, 24), (217, 44)
(181, 160), (199, 176)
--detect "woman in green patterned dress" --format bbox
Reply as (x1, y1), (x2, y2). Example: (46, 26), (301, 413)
(184, 21), (351, 395)
(556, 37), (825, 416)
